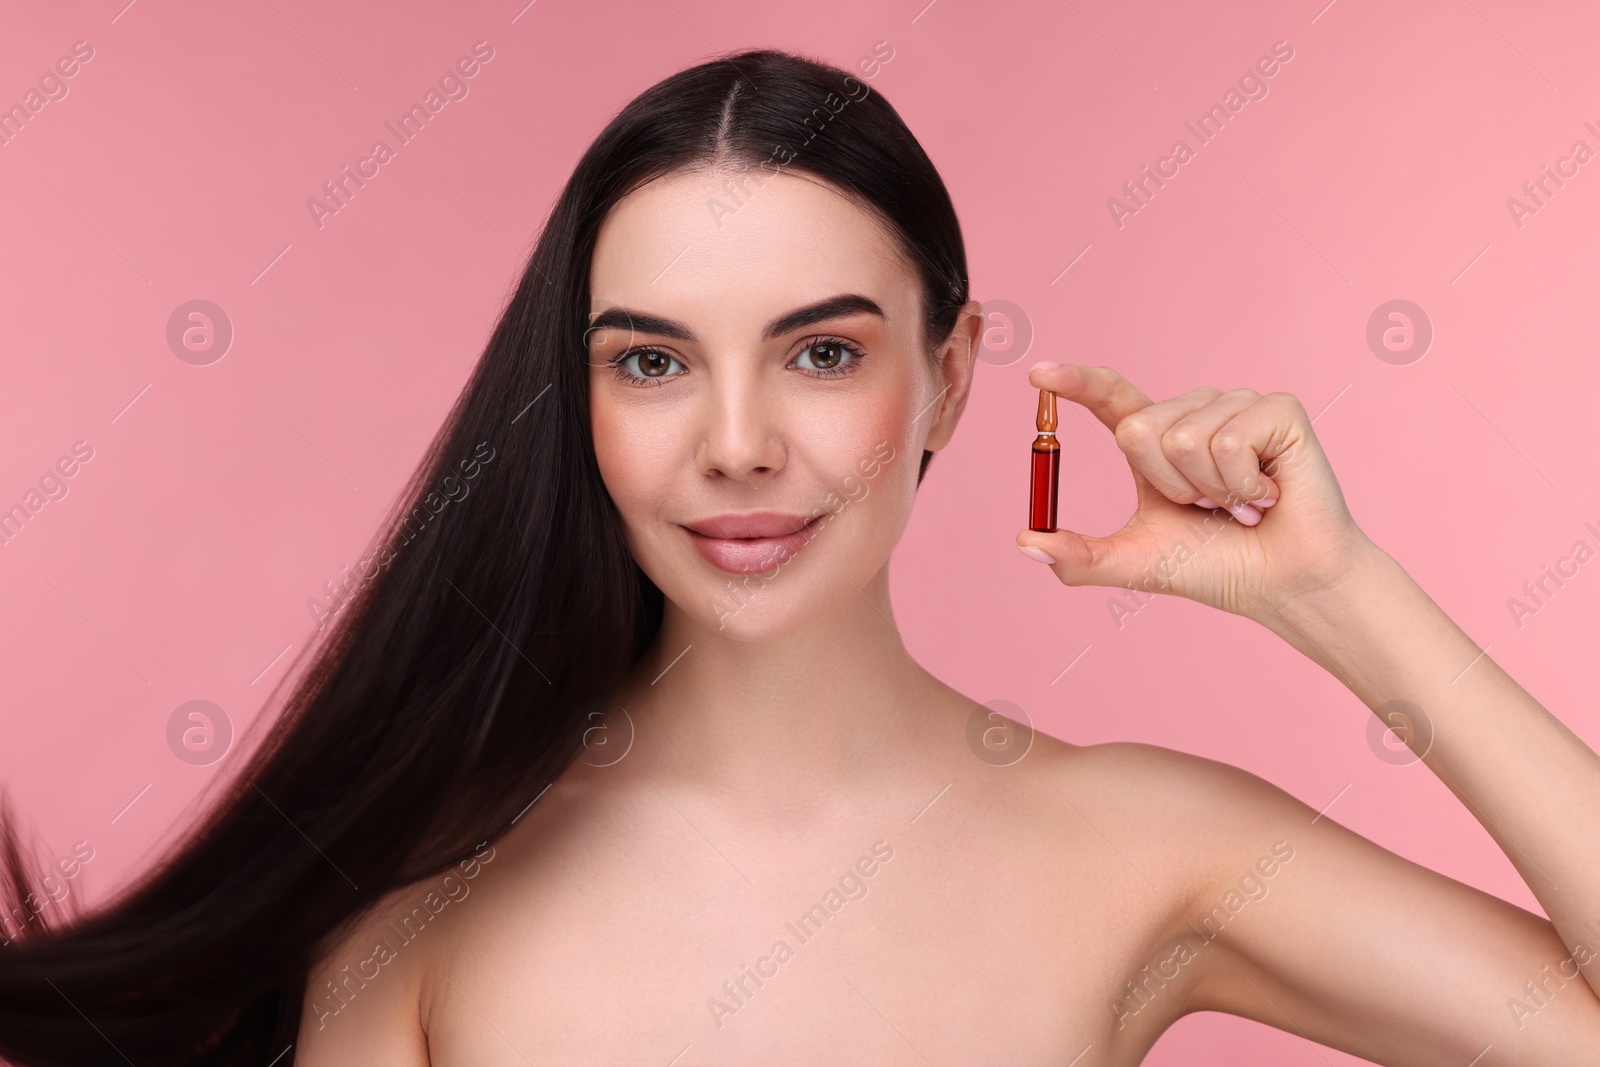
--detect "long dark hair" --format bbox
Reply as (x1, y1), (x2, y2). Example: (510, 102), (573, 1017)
(0, 46), (968, 1064)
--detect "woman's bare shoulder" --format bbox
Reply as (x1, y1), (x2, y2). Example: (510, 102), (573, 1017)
(1012, 734), (1312, 887)
(294, 848), (495, 1066)
(1026, 732), (1294, 807)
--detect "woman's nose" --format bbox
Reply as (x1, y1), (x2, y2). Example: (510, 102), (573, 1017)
(692, 375), (787, 481)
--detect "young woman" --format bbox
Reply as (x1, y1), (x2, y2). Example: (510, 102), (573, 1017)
(3, 47), (1598, 1066)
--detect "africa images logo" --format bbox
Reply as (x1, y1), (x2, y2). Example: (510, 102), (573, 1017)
(1105, 39), (1296, 229)
(306, 41), (496, 230)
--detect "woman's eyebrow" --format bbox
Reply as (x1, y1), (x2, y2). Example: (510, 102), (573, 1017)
(586, 293), (886, 344)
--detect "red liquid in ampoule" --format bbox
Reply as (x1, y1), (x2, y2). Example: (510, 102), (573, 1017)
(1030, 445), (1058, 532)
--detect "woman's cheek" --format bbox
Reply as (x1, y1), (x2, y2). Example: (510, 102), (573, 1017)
(827, 424), (905, 519)
(591, 403), (646, 512)
(592, 400), (681, 538)
(859, 408), (920, 528)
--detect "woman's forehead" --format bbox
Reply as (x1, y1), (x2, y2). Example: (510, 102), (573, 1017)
(589, 167), (916, 323)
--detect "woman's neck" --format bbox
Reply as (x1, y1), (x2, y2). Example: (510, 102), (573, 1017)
(607, 565), (959, 802)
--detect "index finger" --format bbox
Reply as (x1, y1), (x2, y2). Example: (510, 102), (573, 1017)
(1027, 363), (1155, 436)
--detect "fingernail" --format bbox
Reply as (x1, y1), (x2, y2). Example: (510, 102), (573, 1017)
(1228, 502), (1263, 525)
(1018, 544), (1056, 564)
(1195, 496), (1218, 509)
(1031, 360), (1060, 372)
(1250, 497), (1276, 507)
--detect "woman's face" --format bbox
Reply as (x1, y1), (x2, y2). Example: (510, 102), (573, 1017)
(587, 164), (977, 641)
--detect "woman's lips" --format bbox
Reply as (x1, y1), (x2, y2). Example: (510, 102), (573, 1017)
(681, 511), (827, 575)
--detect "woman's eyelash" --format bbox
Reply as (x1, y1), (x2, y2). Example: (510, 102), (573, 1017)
(797, 336), (868, 378)
(606, 348), (678, 388)
(605, 336), (868, 387)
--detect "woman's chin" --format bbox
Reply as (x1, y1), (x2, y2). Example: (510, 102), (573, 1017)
(655, 569), (843, 643)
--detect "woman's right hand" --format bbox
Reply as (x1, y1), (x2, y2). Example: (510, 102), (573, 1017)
(1014, 362), (1381, 627)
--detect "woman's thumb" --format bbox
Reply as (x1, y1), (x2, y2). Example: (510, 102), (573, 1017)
(1016, 526), (1134, 588)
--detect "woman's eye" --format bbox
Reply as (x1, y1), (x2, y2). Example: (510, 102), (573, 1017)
(608, 338), (865, 386)
(610, 349), (685, 384)
(793, 338), (865, 377)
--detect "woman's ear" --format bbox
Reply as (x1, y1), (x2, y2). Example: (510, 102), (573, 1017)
(922, 299), (985, 453)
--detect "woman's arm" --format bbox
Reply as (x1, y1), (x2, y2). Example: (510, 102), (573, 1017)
(1058, 738), (1600, 1064)
(1262, 537), (1600, 1003)
(1015, 362), (1600, 1062)
(1079, 737), (1600, 1064)
(297, 885), (432, 1065)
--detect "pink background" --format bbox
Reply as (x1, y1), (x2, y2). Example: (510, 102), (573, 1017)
(2, 0), (1597, 1060)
